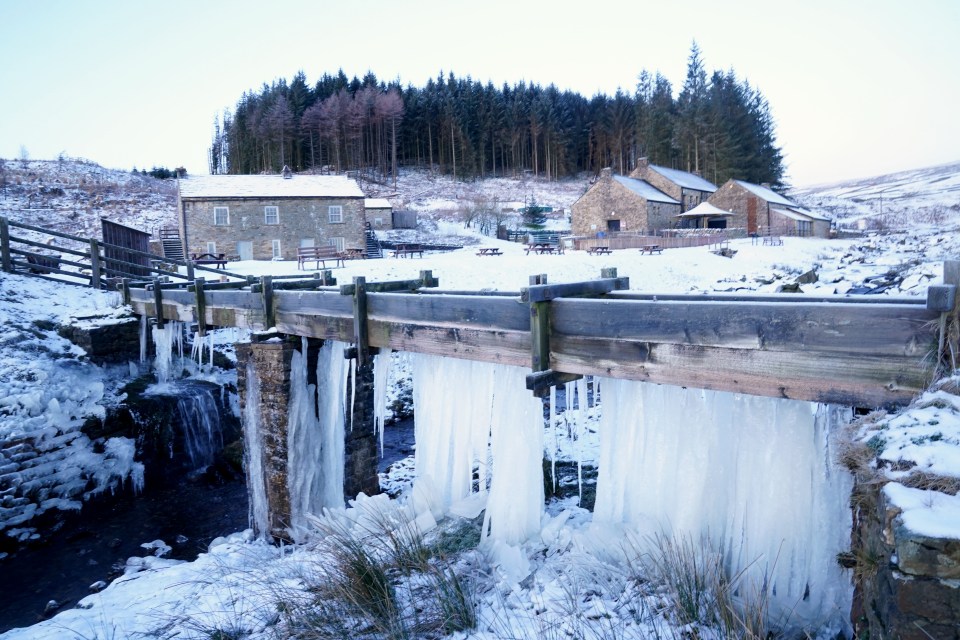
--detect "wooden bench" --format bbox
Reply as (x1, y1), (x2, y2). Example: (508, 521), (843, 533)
(762, 236), (784, 246)
(297, 246), (344, 270)
(391, 243), (423, 258)
(476, 247), (503, 256)
(587, 246), (612, 255)
(639, 244), (662, 255)
(190, 253), (228, 268)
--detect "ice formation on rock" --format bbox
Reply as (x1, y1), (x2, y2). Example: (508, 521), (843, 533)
(243, 359), (270, 538)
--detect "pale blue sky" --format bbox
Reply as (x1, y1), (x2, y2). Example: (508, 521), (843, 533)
(1, 0), (957, 186)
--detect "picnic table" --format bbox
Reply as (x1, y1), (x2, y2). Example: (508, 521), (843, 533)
(639, 244), (662, 255)
(476, 247), (503, 256)
(525, 242), (558, 255)
(190, 253), (228, 268)
(391, 243), (424, 258)
(587, 246), (612, 255)
(762, 236), (784, 246)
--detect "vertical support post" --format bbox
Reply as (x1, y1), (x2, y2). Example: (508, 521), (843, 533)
(0, 217), (11, 273)
(88, 238), (102, 290)
(352, 276), (370, 366)
(194, 277), (207, 337)
(529, 274), (549, 373)
(186, 260), (195, 283)
(120, 277), (131, 306)
(419, 269), (439, 288)
(260, 275), (275, 329)
(152, 277), (165, 328)
(345, 354), (380, 499)
(942, 260), (959, 372)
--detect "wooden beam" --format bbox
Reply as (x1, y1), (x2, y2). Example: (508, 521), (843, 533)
(0, 217), (11, 273)
(526, 369), (583, 396)
(151, 278), (164, 328)
(521, 276), (629, 303)
(195, 277), (207, 336)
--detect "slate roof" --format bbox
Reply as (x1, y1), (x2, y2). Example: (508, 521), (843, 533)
(178, 174), (365, 199)
(649, 164), (718, 192)
(734, 180), (796, 206)
(613, 176), (680, 204)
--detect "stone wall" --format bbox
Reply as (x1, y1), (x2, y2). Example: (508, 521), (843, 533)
(57, 317), (140, 364)
(181, 196), (366, 261)
(708, 181), (758, 232)
(572, 169), (650, 236)
(852, 482), (960, 639)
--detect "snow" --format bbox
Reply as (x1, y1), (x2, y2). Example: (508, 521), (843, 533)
(177, 173), (365, 199)
(4, 162), (960, 639)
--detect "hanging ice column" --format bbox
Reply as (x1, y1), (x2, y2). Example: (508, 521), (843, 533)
(593, 379), (854, 636)
(411, 354), (544, 545)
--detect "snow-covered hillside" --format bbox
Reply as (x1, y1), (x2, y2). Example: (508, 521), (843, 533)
(792, 161), (960, 230)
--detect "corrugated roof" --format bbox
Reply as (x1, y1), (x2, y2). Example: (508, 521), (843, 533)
(613, 176), (679, 204)
(178, 174), (364, 199)
(365, 198), (392, 209)
(649, 164), (717, 192)
(734, 180), (796, 206)
(772, 207), (812, 222)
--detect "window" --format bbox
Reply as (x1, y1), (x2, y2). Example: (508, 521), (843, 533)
(374, 217), (384, 227)
(328, 237), (345, 252)
(264, 206), (279, 225)
(299, 238), (315, 248)
(213, 206), (229, 226)
(206, 242), (217, 254)
(271, 239), (282, 259)
(328, 205), (343, 223)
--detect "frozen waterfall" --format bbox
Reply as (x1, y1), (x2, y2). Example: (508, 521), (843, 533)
(592, 378), (854, 635)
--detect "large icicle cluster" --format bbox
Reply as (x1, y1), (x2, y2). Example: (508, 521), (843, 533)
(243, 359), (270, 538)
(411, 354), (543, 545)
(286, 339), (349, 539)
(593, 379), (854, 635)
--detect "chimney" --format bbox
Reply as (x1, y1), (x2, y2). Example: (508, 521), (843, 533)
(282, 165), (292, 179)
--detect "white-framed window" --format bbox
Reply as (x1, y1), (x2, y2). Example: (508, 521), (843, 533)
(206, 242), (217, 254)
(213, 206), (229, 226)
(299, 238), (315, 248)
(328, 237), (345, 252)
(264, 206), (279, 225)
(328, 205), (343, 223)
(271, 239), (282, 259)
(374, 217), (384, 227)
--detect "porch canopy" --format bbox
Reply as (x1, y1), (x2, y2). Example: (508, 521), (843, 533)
(674, 202), (735, 218)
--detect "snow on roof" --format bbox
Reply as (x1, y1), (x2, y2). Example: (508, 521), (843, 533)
(675, 201), (734, 217)
(649, 164), (718, 192)
(365, 198), (393, 209)
(178, 174), (364, 199)
(789, 206), (830, 222)
(772, 207), (813, 222)
(613, 176), (679, 204)
(734, 180), (796, 206)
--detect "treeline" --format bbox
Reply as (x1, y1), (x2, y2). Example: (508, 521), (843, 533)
(210, 44), (785, 187)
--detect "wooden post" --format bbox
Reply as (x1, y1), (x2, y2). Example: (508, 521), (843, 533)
(529, 274), (549, 373)
(120, 277), (131, 306)
(942, 260), (959, 372)
(260, 275), (275, 329)
(194, 277), (207, 337)
(0, 217), (11, 273)
(186, 260), (195, 283)
(152, 278), (165, 328)
(352, 276), (371, 367)
(88, 239), (102, 290)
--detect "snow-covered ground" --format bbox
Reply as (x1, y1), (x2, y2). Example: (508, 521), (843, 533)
(2, 160), (960, 639)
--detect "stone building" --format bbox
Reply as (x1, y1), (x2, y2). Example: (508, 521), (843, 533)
(364, 197), (394, 230)
(177, 172), (366, 261)
(708, 179), (831, 237)
(630, 158), (717, 211)
(571, 167), (680, 236)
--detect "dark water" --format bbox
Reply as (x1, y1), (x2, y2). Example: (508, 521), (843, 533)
(0, 475), (248, 633)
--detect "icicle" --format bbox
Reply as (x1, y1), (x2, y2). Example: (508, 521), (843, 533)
(139, 315), (148, 363)
(549, 384), (557, 492)
(243, 359), (270, 538)
(349, 355), (356, 431)
(373, 349), (393, 457)
(151, 321), (184, 384)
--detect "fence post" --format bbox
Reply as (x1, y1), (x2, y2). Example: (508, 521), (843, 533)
(260, 275), (274, 329)
(194, 277), (207, 337)
(0, 217), (11, 273)
(152, 278), (165, 328)
(88, 238), (102, 289)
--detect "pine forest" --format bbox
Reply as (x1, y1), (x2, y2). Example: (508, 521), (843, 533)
(210, 45), (786, 188)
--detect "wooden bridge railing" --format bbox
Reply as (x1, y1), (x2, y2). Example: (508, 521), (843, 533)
(123, 264), (960, 408)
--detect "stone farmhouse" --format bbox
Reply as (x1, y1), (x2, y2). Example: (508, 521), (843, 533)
(364, 198), (394, 230)
(629, 158), (718, 211)
(708, 179), (831, 237)
(571, 167), (680, 236)
(177, 172), (368, 261)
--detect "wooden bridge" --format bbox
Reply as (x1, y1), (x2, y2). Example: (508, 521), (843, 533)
(121, 265), (959, 408)
(2, 215), (956, 408)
